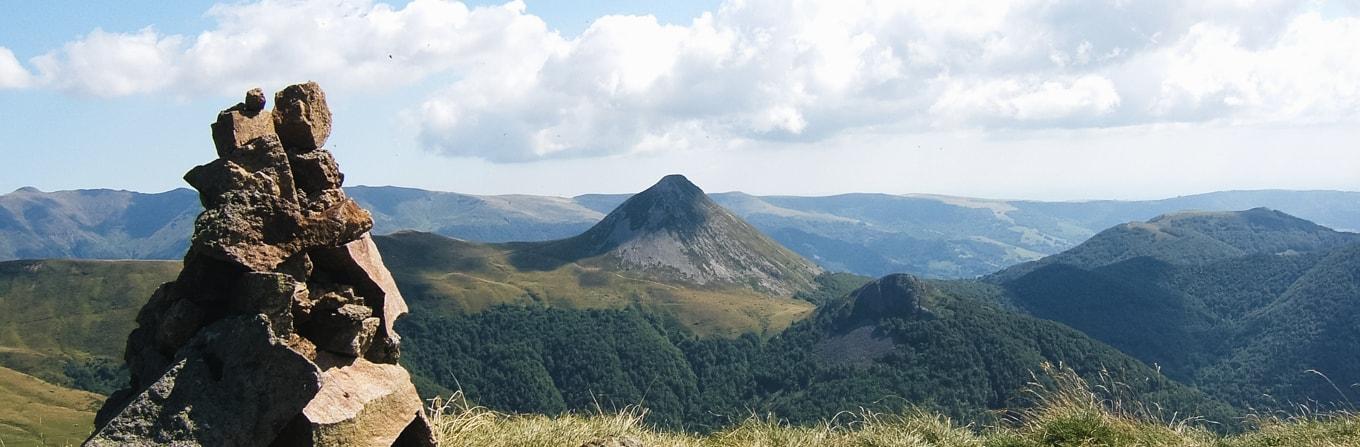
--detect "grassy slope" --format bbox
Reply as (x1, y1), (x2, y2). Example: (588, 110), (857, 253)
(0, 259), (179, 392)
(0, 365), (102, 447)
(377, 232), (814, 338)
(430, 367), (1360, 447)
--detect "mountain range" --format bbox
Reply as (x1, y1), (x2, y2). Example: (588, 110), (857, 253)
(4, 185), (1358, 278)
(0, 175), (1357, 441)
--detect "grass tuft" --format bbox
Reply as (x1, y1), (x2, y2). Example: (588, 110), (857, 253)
(428, 364), (1360, 447)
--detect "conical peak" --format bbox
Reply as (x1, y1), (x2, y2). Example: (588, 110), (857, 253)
(645, 174), (704, 199)
(531, 173), (822, 296)
(607, 175), (715, 233)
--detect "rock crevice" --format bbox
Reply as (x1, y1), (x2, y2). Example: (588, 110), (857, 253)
(87, 82), (435, 447)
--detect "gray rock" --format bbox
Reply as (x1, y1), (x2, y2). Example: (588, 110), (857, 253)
(311, 233), (410, 363)
(87, 316), (321, 447)
(304, 303), (379, 356)
(271, 357), (431, 446)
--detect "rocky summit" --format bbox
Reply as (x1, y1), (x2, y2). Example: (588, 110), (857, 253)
(530, 174), (823, 297)
(86, 83), (435, 446)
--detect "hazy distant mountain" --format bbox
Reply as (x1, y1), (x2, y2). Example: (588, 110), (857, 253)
(0, 188), (197, 260)
(991, 207), (1360, 281)
(346, 186), (603, 242)
(987, 209), (1360, 409)
(3, 185), (1358, 278)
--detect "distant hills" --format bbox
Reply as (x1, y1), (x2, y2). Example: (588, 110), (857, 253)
(383, 177), (1228, 427)
(0, 188), (197, 260)
(0, 175), (1235, 434)
(988, 209), (1360, 409)
(1, 176), (1357, 436)
(374, 175), (819, 338)
(4, 185), (1359, 278)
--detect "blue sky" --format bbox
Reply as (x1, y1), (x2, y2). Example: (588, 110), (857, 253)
(1, 0), (1357, 200)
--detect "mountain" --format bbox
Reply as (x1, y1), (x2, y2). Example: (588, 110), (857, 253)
(396, 271), (1234, 430)
(368, 176), (1228, 429)
(988, 209), (1360, 409)
(0, 188), (198, 260)
(0, 230), (1233, 434)
(346, 186), (603, 242)
(750, 273), (1234, 424)
(992, 207), (1360, 280)
(4, 185), (1360, 279)
(374, 175), (825, 338)
(516, 175), (822, 296)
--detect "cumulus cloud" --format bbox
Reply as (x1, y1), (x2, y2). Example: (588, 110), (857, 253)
(30, 28), (184, 96)
(13, 0), (1360, 161)
(22, 0), (558, 96)
(0, 47), (33, 89)
(931, 76), (1122, 126)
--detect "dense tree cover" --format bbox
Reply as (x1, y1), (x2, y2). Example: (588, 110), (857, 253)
(398, 276), (1233, 432)
(993, 213), (1360, 412)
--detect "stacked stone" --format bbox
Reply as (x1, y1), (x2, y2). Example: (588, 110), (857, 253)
(87, 83), (436, 447)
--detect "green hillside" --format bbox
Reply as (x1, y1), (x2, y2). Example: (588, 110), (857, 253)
(425, 367), (1360, 447)
(399, 272), (1233, 431)
(990, 209), (1360, 410)
(0, 365), (103, 446)
(0, 259), (179, 394)
(376, 231), (815, 338)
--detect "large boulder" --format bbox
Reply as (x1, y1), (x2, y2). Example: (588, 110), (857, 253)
(311, 233), (409, 363)
(272, 357), (430, 446)
(87, 316), (322, 446)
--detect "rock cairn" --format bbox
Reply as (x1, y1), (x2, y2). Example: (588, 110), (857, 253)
(87, 82), (436, 446)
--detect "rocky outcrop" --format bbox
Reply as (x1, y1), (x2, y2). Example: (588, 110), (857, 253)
(818, 273), (933, 329)
(87, 83), (435, 447)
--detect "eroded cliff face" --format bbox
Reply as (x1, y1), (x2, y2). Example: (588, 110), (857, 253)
(87, 83), (435, 447)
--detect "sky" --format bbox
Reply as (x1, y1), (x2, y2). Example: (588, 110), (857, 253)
(1, 0), (1357, 201)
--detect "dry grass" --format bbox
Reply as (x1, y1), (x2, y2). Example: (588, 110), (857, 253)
(429, 364), (1360, 447)
(0, 366), (102, 447)
(400, 245), (814, 338)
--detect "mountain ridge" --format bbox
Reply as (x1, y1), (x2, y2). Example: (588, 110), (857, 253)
(991, 207), (1359, 281)
(987, 208), (1360, 409)
(5, 185), (1360, 278)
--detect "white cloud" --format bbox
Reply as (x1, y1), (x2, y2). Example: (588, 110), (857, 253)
(25, 0), (560, 97)
(1148, 12), (1360, 124)
(931, 75), (1122, 126)
(30, 28), (184, 97)
(0, 47), (34, 89)
(12, 0), (1360, 162)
